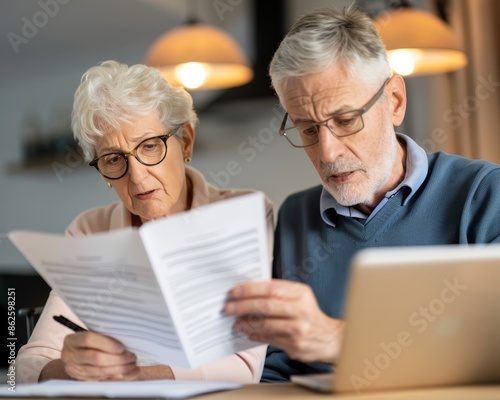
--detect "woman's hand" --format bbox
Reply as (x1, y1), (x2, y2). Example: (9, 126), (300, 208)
(225, 279), (344, 364)
(58, 331), (139, 381)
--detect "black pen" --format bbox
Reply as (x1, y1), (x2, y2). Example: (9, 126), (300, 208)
(53, 315), (87, 332)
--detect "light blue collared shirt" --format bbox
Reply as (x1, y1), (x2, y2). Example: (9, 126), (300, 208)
(320, 133), (428, 226)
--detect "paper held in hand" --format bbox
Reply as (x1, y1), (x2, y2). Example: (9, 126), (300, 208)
(9, 192), (270, 369)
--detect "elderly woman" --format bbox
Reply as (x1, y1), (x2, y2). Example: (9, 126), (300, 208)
(16, 60), (273, 383)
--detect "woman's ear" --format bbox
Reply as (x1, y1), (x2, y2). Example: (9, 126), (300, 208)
(389, 75), (407, 127)
(181, 122), (196, 158)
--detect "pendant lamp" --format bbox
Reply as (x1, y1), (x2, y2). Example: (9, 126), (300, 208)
(144, 19), (253, 90)
(374, 3), (468, 76)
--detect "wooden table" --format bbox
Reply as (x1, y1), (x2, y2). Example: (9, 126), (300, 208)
(3, 383), (500, 399)
(198, 383), (500, 400)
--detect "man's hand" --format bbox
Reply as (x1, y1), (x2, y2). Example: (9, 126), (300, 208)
(60, 331), (140, 381)
(225, 279), (344, 364)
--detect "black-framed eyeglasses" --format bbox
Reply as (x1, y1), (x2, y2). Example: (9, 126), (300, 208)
(89, 124), (183, 180)
(279, 77), (391, 148)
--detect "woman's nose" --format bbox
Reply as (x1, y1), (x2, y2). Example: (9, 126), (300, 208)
(127, 156), (149, 182)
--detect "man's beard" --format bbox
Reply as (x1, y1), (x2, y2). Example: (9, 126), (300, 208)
(321, 128), (399, 208)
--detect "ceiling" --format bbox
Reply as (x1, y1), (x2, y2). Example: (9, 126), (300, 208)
(0, 0), (285, 110)
(3, 1), (447, 87)
(1, 1), (177, 78)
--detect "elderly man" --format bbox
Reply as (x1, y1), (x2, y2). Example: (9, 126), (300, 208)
(225, 6), (500, 382)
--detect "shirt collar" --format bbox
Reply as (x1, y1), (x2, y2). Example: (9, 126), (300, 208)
(320, 133), (428, 226)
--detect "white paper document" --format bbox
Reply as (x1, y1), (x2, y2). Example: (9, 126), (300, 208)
(3, 379), (241, 399)
(9, 192), (270, 369)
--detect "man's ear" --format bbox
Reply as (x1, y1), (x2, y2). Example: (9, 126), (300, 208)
(181, 122), (196, 158)
(389, 75), (407, 127)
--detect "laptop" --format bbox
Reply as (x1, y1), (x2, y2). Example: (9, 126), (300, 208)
(291, 244), (500, 393)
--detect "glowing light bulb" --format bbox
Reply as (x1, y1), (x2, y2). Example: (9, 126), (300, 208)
(174, 62), (207, 89)
(388, 50), (416, 76)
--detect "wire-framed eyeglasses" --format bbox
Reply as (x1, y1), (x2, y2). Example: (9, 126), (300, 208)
(89, 124), (183, 180)
(279, 78), (391, 148)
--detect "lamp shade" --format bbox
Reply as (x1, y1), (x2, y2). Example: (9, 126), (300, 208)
(144, 23), (253, 90)
(374, 7), (468, 76)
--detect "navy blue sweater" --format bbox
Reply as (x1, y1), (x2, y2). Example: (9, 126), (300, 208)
(261, 151), (500, 382)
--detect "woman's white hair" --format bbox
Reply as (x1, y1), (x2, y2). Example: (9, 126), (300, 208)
(269, 6), (392, 106)
(72, 60), (198, 162)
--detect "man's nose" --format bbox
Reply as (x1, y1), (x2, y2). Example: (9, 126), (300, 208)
(317, 125), (347, 164)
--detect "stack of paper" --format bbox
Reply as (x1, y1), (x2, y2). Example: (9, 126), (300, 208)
(9, 192), (270, 369)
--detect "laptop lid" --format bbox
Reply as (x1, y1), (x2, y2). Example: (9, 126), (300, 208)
(292, 244), (500, 394)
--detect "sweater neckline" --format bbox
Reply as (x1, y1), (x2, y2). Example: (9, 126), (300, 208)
(332, 188), (409, 241)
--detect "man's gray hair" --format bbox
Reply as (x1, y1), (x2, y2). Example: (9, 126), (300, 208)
(269, 6), (392, 106)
